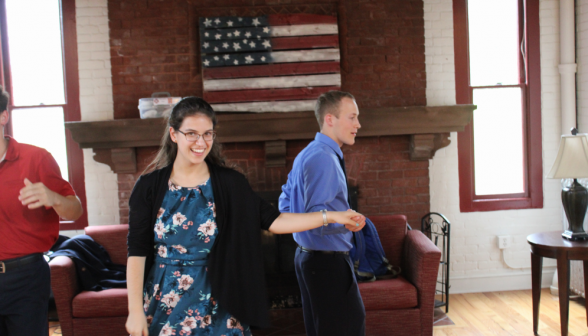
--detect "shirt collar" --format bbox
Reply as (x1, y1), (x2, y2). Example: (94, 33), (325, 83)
(315, 132), (343, 158)
(2, 136), (19, 162)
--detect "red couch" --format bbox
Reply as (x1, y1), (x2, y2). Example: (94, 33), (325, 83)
(50, 224), (129, 336)
(50, 215), (440, 336)
(359, 215), (441, 336)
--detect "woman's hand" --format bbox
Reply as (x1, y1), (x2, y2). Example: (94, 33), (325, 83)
(126, 311), (148, 336)
(329, 209), (366, 232)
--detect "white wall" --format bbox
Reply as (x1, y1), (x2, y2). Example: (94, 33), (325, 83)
(573, 0), (588, 296)
(63, 0), (119, 236)
(579, 0), (588, 132)
(425, 0), (562, 293)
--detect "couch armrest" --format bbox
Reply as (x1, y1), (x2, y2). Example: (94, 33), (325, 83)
(86, 224), (129, 266)
(49, 256), (80, 336)
(402, 230), (441, 336)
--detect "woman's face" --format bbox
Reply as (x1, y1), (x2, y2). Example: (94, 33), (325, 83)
(170, 114), (214, 166)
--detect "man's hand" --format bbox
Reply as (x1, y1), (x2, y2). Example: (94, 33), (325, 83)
(344, 209), (366, 232)
(19, 178), (57, 209)
(18, 178), (83, 220)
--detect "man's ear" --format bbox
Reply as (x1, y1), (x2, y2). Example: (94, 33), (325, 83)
(0, 110), (8, 127)
(324, 114), (334, 127)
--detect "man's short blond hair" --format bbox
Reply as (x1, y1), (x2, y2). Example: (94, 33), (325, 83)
(314, 90), (355, 129)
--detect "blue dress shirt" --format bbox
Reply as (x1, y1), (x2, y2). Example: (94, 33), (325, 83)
(279, 133), (353, 251)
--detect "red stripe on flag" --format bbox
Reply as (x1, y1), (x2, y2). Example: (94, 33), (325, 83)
(204, 86), (340, 103)
(268, 14), (337, 26)
(203, 61), (340, 80)
(272, 35), (339, 50)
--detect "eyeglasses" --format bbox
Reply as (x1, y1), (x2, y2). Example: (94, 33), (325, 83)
(176, 130), (216, 142)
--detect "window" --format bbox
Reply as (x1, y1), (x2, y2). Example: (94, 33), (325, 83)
(1, 0), (87, 229)
(453, 0), (543, 212)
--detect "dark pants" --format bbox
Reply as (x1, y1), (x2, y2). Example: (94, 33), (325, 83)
(295, 247), (366, 336)
(0, 254), (50, 336)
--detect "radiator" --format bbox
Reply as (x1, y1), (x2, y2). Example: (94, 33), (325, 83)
(570, 260), (585, 298)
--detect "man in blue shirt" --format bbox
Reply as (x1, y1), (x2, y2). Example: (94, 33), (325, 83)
(279, 91), (366, 336)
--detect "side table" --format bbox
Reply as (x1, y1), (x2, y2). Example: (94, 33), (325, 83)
(527, 231), (588, 336)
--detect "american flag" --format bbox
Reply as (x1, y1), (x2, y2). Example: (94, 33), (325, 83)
(199, 14), (341, 113)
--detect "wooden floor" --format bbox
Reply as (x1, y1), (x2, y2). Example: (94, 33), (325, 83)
(48, 321), (60, 335)
(434, 289), (588, 336)
(48, 289), (588, 336)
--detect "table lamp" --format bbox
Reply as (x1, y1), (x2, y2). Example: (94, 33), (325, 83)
(547, 128), (588, 240)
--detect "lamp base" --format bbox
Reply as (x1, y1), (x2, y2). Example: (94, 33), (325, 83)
(562, 230), (588, 240)
(562, 179), (588, 241)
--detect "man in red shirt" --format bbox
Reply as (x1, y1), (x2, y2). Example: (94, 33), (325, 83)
(0, 86), (83, 336)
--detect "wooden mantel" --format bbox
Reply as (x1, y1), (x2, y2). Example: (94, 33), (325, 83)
(65, 105), (475, 173)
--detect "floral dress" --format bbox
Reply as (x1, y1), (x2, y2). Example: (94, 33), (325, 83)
(143, 179), (251, 336)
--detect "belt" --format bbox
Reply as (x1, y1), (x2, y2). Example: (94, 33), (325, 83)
(0, 253), (43, 274)
(298, 246), (349, 255)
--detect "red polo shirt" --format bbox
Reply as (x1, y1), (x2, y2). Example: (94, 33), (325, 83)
(0, 136), (76, 260)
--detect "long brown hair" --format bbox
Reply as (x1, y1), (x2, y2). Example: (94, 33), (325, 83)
(146, 96), (229, 172)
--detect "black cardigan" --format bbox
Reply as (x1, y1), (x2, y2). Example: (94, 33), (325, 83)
(127, 162), (281, 329)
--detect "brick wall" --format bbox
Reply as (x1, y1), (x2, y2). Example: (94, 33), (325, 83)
(118, 137), (430, 226)
(72, 0), (119, 232)
(108, 0), (430, 225)
(108, 0), (426, 118)
(423, 0), (455, 106)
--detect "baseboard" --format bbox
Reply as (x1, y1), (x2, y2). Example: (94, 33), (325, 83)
(449, 269), (556, 294)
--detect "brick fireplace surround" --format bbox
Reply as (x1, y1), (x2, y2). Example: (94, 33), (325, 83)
(105, 0), (431, 225)
(118, 137), (430, 224)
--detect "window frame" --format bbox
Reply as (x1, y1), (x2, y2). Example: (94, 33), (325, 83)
(453, 0), (543, 212)
(0, 0), (87, 229)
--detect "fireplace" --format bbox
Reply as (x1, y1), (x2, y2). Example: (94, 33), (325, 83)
(66, 105), (474, 227)
(65, 106), (473, 307)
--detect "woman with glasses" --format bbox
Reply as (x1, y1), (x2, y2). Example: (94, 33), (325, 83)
(125, 97), (365, 336)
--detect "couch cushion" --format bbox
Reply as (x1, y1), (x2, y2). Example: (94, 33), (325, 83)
(73, 316), (128, 336)
(369, 215), (407, 267)
(72, 288), (128, 318)
(358, 276), (418, 311)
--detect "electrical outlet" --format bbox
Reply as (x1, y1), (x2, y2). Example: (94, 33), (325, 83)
(498, 235), (510, 249)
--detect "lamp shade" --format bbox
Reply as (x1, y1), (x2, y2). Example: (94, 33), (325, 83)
(547, 134), (588, 178)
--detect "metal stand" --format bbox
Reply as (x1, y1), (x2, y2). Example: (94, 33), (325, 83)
(421, 212), (451, 313)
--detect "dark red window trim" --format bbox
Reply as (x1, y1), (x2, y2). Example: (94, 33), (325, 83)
(0, 0), (88, 229)
(454, 0), (543, 212)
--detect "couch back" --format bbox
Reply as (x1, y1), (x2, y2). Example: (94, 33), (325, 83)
(368, 215), (408, 268)
(85, 224), (129, 266)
